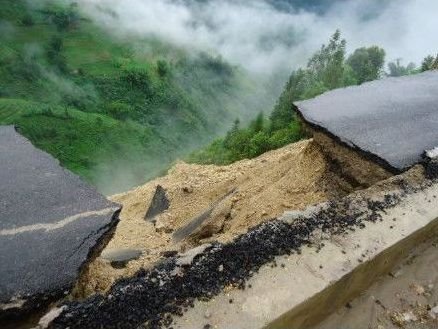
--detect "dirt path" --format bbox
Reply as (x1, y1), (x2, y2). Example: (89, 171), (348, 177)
(75, 139), (354, 296)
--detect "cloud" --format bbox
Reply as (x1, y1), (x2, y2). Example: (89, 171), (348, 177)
(326, 0), (438, 65)
(73, 0), (438, 74)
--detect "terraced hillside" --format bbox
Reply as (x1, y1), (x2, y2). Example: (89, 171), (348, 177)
(0, 0), (269, 194)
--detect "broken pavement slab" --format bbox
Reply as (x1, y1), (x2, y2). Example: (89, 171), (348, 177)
(172, 189), (236, 243)
(295, 71), (438, 172)
(145, 185), (170, 221)
(0, 126), (121, 322)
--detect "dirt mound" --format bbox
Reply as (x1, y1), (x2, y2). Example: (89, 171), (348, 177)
(75, 139), (355, 296)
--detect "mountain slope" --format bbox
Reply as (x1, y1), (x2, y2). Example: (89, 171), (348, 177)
(0, 0), (267, 193)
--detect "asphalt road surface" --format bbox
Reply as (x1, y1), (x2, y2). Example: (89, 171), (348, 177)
(296, 71), (438, 172)
(0, 126), (120, 321)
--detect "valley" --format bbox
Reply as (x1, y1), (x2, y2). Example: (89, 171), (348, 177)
(0, 0), (274, 194)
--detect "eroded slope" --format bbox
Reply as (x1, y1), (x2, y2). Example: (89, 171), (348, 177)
(77, 139), (357, 296)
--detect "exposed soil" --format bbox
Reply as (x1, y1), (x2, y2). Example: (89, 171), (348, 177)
(312, 130), (393, 187)
(75, 139), (356, 297)
(51, 165), (431, 329)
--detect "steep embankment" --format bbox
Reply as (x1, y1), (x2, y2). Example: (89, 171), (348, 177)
(76, 139), (355, 296)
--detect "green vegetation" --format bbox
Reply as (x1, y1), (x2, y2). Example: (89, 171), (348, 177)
(0, 0), (265, 193)
(191, 33), (438, 166)
(421, 54), (438, 72)
(347, 46), (386, 84)
(189, 31), (386, 165)
(2, 0), (436, 191)
(386, 53), (438, 77)
(0, 98), (153, 184)
(387, 59), (418, 77)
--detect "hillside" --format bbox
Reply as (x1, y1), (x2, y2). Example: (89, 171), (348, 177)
(2, 0), (435, 195)
(0, 0), (269, 194)
(0, 99), (152, 184)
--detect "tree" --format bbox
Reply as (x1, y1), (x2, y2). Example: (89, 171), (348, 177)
(51, 4), (80, 31)
(347, 46), (385, 84)
(46, 36), (67, 73)
(421, 54), (438, 72)
(271, 31), (351, 131)
(190, 31), (393, 166)
(224, 118), (241, 148)
(307, 29), (346, 89)
(157, 60), (170, 77)
(431, 56), (438, 70)
(122, 67), (152, 93)
(249, 112), (265, 133)
(342, 64), (358, 86)
(269, 69), (305, 131)
(387, 59), (417, 77)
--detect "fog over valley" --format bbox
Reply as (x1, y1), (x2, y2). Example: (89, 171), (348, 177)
(70, 0), (438, 74)
(1, 0), (436, 193)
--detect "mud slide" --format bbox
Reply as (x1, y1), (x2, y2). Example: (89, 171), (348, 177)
(75, 139), (383, 297)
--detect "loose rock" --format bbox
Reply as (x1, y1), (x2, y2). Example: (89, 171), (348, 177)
(145, 185), (170, 221)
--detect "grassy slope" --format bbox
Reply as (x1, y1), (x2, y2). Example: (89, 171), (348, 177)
(0, 99), (156, 188)
(0, 0), (262, 194)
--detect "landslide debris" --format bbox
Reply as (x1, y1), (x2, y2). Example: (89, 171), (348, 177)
(75, 139), (356, 296)
(52, 164), (430, 329)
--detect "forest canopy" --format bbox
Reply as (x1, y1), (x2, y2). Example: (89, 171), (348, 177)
(189, 31), (437, 165)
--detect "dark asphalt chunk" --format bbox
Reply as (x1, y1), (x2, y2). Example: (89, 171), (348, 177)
(295, 71), (438, 172)
(173, 189), (236, 242)
(145, 185), (170, 221)
(0, 126), (121, 322)
(173, 206), (216, 242)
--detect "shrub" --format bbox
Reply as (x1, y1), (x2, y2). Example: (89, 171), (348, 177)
(41, 107), (55, 117)
(248, 131), (271, 158)
(46, 36), (67, 73)
(122, 67), (153, 93)
(21, 14), (34, 26)
(157, 60), (170, 77)
(105, 101), (132, 121)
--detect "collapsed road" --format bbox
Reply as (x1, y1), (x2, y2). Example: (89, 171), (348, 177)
(295, 71), (438, 172)
(2, 72), (438, 328)
(49, 165), (438, 329)
(77, 139), (349, 297)
(0, 126), (121, 325)
(44, 73), (438, 328)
